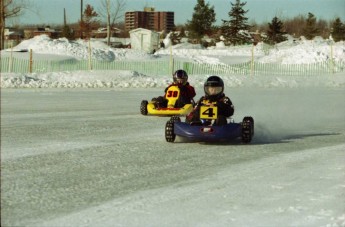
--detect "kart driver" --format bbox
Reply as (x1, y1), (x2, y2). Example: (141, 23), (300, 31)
(152, 69), (196, 108)
(186, 75), (234, 126)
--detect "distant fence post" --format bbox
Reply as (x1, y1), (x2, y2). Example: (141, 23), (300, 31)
(29, 49), (33, 73)
(169, 44), (174, 74)
(250, 44), (255, 76)
(88, 39), (92, 70)
(183, 62), (190, 74)
(330, 41), (334, 74)
(9, 43), (13, 73)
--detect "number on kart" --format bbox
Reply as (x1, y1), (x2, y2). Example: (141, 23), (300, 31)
(166, 90), (179, 98)
(202, 107), (215, 117)
(200, 106), (218, 120)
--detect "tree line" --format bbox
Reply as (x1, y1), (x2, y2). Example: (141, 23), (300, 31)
(183, 0), (345, 45)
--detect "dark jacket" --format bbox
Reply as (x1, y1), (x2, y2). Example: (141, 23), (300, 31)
(188, 93), (234, 122)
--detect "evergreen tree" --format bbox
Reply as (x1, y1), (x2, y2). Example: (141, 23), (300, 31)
(186, 0), (216, 40)
(331, 18), (345, 41)
(303, 12), (318, 40)
(266, 16), (287, 44)
(61, 25), (74, 40)
(221, 0), (251, 45)
(61, 8), (74, 40)
(179, 27), (186, 39)
(79, 4), (99, 39)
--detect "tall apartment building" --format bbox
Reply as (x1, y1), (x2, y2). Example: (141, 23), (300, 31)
(125, 7), (174, 32)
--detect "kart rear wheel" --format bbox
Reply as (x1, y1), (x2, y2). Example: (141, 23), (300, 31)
(140, 100), (148, 115)
(170, 115), (181, 123)
(241, 116), (254, 143)
(165, 116), (181, 142)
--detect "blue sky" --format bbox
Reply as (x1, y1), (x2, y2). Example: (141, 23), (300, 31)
(14, 0), (345, 26)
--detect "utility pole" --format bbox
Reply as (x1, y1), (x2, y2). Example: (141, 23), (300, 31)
(106, 0), (110, 46)
(81, 0), (83, 21)
(80, 0), (83, 38)
(64, 8), (67, 26)
(1, 0), (5, 50)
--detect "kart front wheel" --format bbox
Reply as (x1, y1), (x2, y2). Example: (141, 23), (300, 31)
(140, 100), (148, 115)
(165, 120), (175, 142)
(241, 116), (254, 143)
(165, 116), (180, 142)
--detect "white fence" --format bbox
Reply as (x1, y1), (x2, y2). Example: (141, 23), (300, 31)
(1, 56), (344, 76)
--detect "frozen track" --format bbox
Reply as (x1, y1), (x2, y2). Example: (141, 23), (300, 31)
(1, 88), (345, 226)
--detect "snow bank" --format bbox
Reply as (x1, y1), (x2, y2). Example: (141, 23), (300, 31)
(12, 35), (116, 61)
(5, 35), (161, 62)
(257, 39), (345, 64)
(155, 38), (345, 65)
(1, 35), (345, 88)
(1, 71), (344, 89)
(8, 35), (345, 65)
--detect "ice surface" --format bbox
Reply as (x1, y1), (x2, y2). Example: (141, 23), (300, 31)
(1, 35), (345, 227)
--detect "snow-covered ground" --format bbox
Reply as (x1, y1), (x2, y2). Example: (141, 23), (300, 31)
(1, 36), (345, 226)
(1, 35), (345, 89)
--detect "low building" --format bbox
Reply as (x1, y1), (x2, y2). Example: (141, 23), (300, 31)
(24, 26), (60, 39)
(129, 28), (160, 53)
(34, 27), (60, 39)
(4, 28), (24, 48)
(91, 27), (122, 38)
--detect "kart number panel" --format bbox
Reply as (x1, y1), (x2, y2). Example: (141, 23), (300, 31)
(165, 86), (180, 108)
(200, 106), (218, 120)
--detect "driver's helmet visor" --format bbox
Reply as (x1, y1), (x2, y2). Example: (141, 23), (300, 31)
(176, 78), (185, 84)
(205, 86), (222, 96)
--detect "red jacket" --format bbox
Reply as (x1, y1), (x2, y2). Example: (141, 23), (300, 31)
(165, 82), (196, 100)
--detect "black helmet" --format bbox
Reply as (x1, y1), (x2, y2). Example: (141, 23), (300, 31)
(204, 75), (224, 100)
(173, 69), (188, 85)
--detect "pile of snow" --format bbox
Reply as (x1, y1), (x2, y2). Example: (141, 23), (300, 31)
(6, 35), (345, 65)
(0, 71), (167, 89)
(156, 37), (345, 65)
(7, 35), (159, 61)
(13, 35), (115, 61)
(257, 39), (345, 64)
(110, 48), (158, 61)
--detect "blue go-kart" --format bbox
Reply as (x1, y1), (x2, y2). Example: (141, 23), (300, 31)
(165, 105), (254, 143)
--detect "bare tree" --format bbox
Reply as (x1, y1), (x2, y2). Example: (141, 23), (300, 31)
(98, 0), (126, 45)
(0, 0), (34, 49)
(284, 15), (306, 38)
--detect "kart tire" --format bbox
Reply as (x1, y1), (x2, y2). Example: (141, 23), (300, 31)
(165, 116), (180, 142)
(241, 116), (254, 143)
(140, 100), (148, 115)
(170, 115), (181, 123)
(165, 120), (175, 142)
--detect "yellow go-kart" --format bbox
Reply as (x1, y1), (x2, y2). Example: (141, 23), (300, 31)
(140, 85), (194, 116)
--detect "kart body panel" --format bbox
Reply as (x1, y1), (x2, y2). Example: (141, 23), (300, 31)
(147, 103), (194, 116)
(174, 121), (242, 142)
